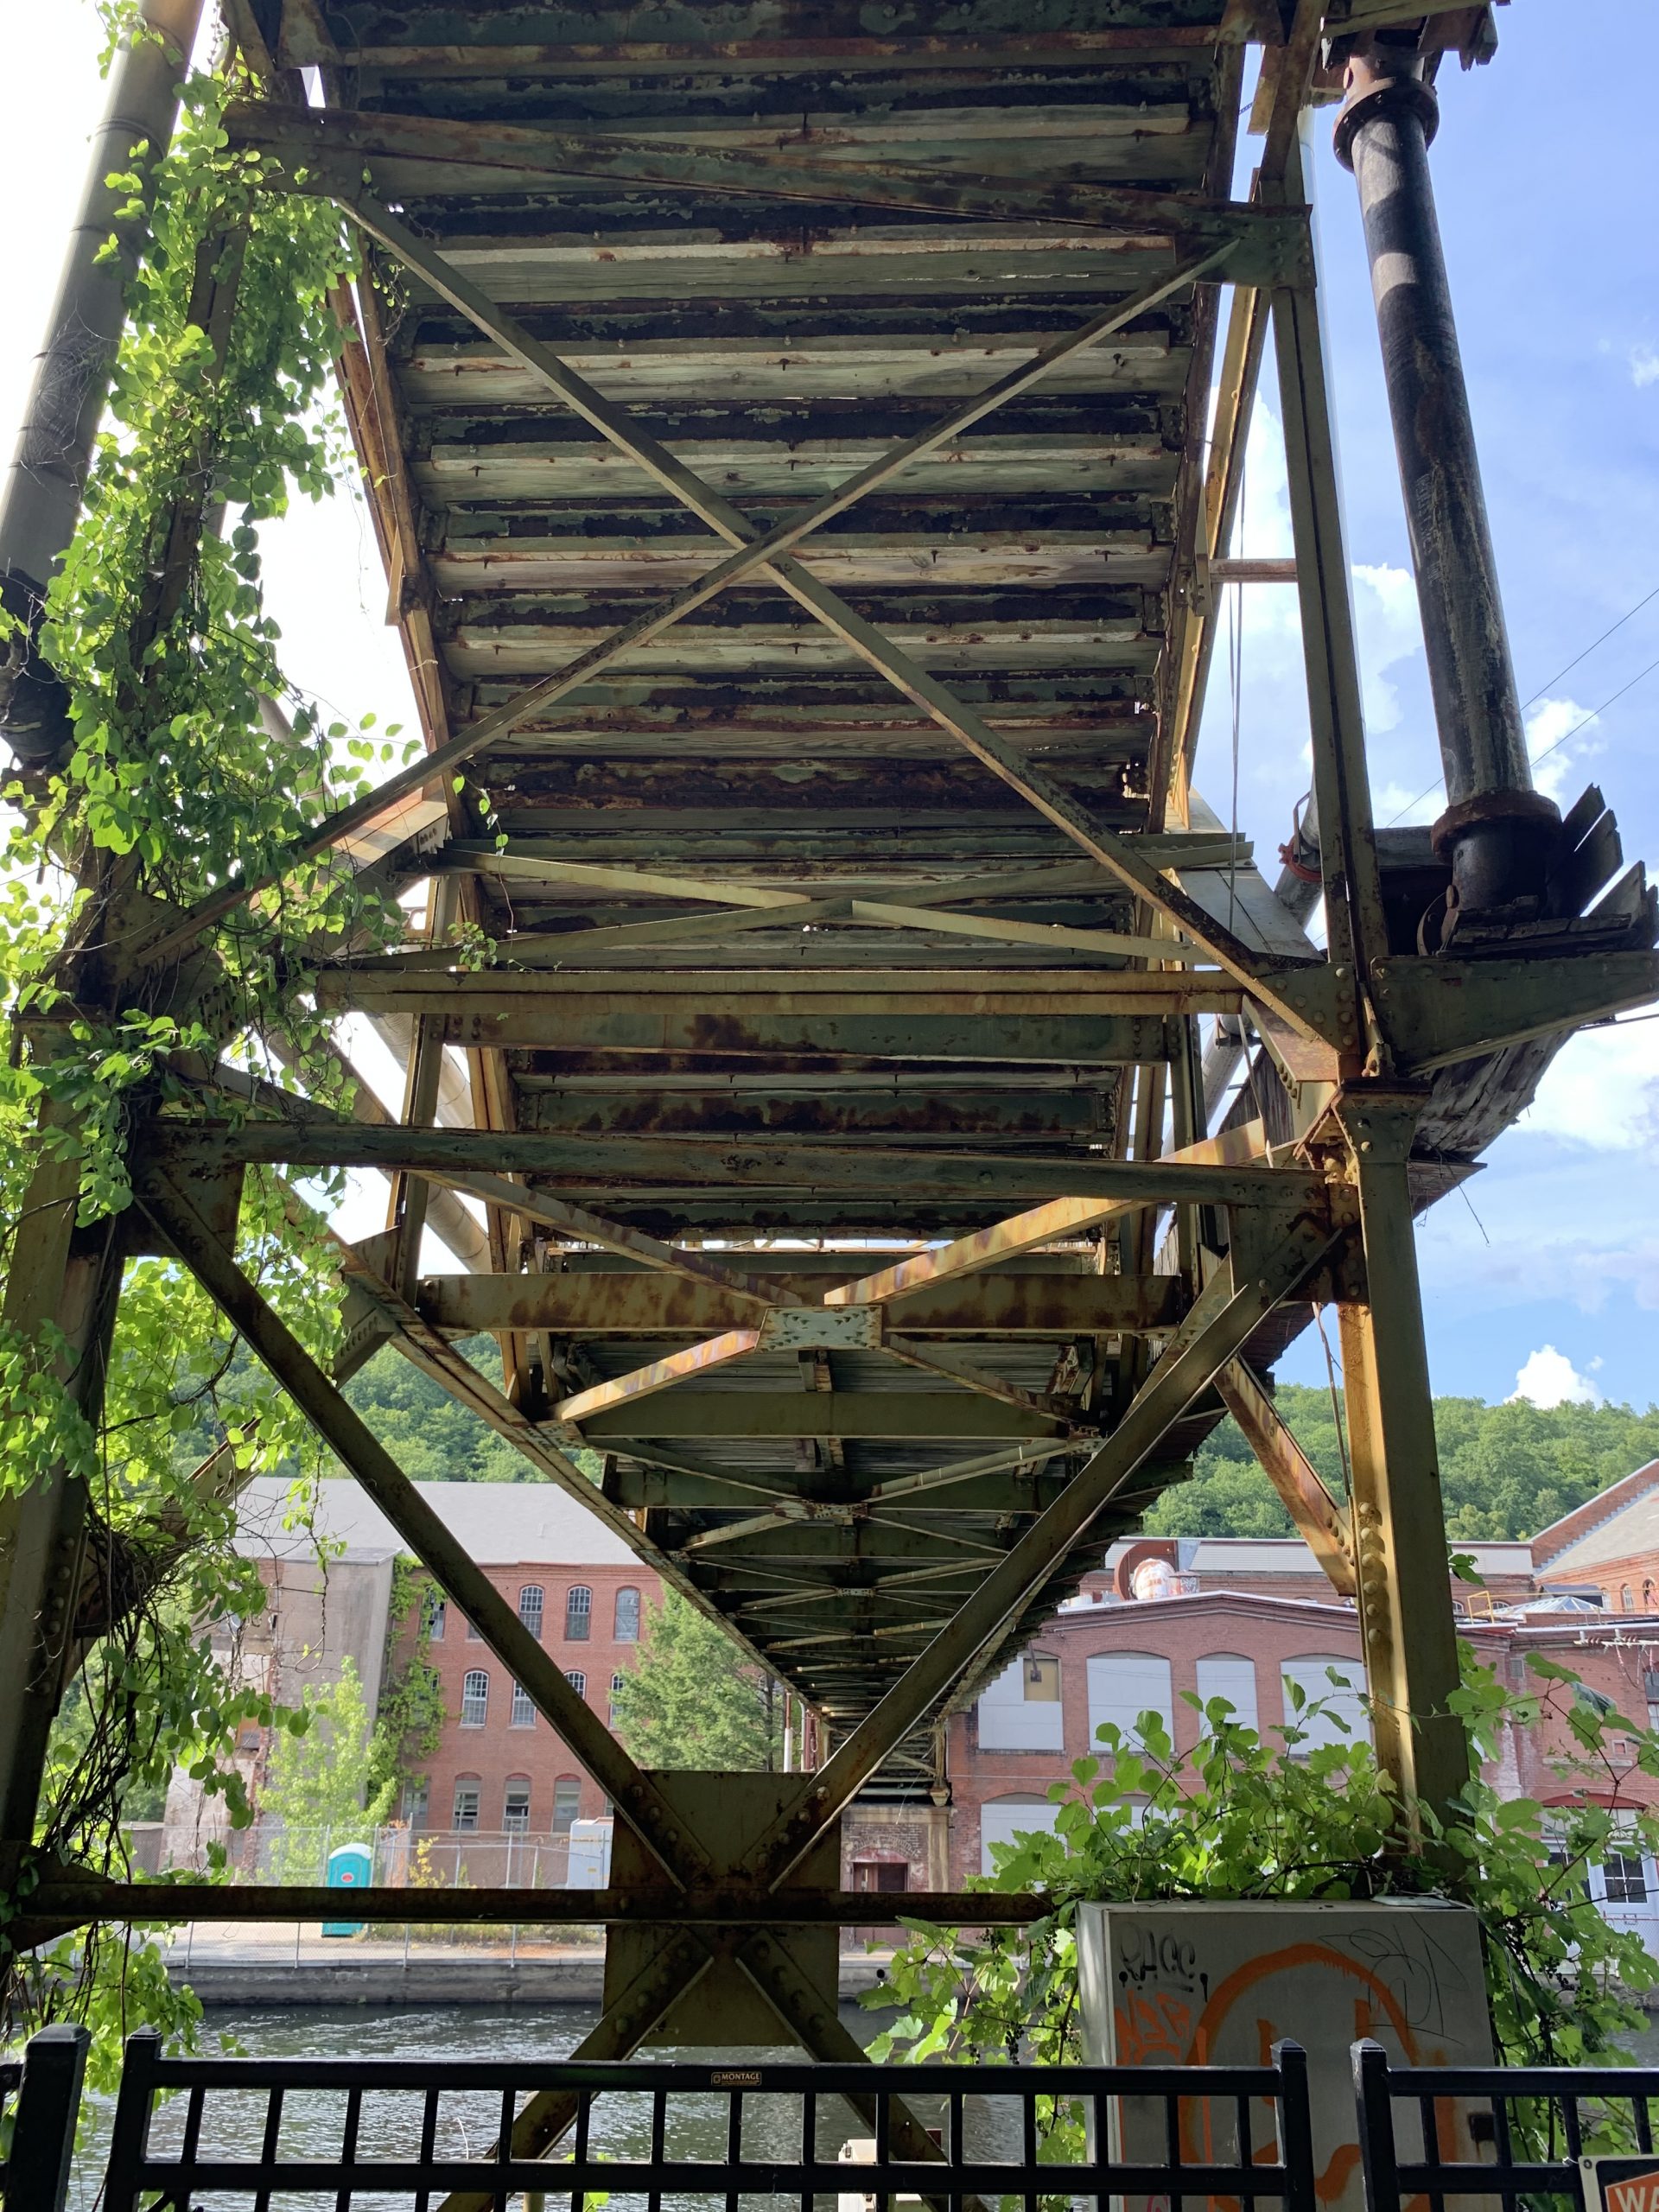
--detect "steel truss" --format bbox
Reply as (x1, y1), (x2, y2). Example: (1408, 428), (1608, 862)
(3, 0), (1656, 2144)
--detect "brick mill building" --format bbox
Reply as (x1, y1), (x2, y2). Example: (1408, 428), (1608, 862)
(162, 1478), (664, 1866)
(162, 1465), (1659, 1947)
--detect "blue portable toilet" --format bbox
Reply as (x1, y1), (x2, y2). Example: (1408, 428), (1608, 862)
(322, 1843), (372, 1937)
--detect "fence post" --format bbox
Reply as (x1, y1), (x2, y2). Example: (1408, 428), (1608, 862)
(1351, 2039), (1402, 2212)
(7, 2024), (89, 2212)
(1272, 2040), (1317, 2212)
(103, 2031), (162, 2212)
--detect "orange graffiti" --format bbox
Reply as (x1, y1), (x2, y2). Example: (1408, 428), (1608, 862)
(1115, 1991), (1196, 2066)
(1173, 1942), (1425, 2212)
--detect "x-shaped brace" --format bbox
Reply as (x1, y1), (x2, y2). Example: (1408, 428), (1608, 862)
(133, 199), (1335, 1050)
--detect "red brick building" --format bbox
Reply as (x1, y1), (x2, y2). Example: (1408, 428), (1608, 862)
(927, 1521), (1659, 1921)
(192, 1478), (666, 1859)
(174, 1467), (1659, 1948)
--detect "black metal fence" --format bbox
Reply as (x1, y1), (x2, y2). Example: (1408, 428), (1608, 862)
(1354, 2038), (1659, 2212)
(11, 2026), (1658, 2212)
(0, 2025), (88, 2212)
(102, 2033), (1317, 2212)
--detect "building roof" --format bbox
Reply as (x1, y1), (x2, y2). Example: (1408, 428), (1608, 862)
(1103, 1535), (1535, 1580)
(1535, 1465), (1659, 1574)
(233, 1477), (641, 1569)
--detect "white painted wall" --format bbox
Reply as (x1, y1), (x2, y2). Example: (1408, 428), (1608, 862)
(980, 1796), (1061, 1874)
(976, 1656), (1065, 1751)
(1195, 1652), (1260, 1732)
(1086, 1651), (1174, 1747)
(1280, 1655), (1371, 1749)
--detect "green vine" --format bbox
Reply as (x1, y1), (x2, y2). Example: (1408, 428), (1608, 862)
(867, 1655), (1659, 2158)
(368, 1558), (447, 1804)
(0, 16), (424, 2079)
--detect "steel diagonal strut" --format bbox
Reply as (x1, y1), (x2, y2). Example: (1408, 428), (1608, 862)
(132, 1167), (712, 1887)
(128, 237), (1244, 971)
(735, 1205), (1341, 1888)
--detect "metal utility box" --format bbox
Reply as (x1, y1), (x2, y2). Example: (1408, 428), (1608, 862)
(1077, 1899), (1496, 2212)
(567, 1816), (613, 1890)
(321, 1843), (372, 1937)
(604, 1772), (839, 2046)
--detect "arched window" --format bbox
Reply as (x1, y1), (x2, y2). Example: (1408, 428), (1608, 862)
(979, 1796), (1061, 1877)
(566, 1670), (588, 1700)
(510, 1681), (536, 1728)
(1086, 1652), (1174, 1748)
(1623, 1586), (1636, 1611)
(615, 1586), (641, 1642)
(552, 1777), (582, 1832)
(452, 1777), (480, 1831)
(503, 1777), (531, 1834)
(1645, 1582), (1656, 1611)
(460, 1669), (490, 1727)
(423, 1592), (447, 1643)
(518, 1586), (545, 1639)
(565, 1586), (593, 1641)
(1195, 1654), (1259, 1733)
(1281, 1656), (1370, 1751)
(976, 1652), (1063, 1751)
(609, 1671), (625, 1725)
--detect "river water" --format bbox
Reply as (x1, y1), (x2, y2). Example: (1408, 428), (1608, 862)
(76, 2003), (902, 2212)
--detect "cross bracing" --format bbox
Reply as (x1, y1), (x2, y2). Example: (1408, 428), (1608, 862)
(3, 0), (1658, 2095)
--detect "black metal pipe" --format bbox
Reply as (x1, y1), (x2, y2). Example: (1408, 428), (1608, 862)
(0, 0), (203, 778)
(1335, 44), (1557, 909)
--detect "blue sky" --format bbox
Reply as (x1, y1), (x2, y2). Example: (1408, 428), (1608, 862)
(4, 5), (1656, 1411)
(1193, 8), (1659, 1408)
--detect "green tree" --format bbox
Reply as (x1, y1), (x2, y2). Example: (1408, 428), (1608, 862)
(1145, 1383), (1659, 1542)
(257, 1657), (397, 1882)
(610, 1595), (785, 1770)
(868, 1655), (1659, 2101)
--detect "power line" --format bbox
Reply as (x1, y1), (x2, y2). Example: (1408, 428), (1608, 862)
(1383, 639), (1659, 830)
(1519, 582), (1659, 713)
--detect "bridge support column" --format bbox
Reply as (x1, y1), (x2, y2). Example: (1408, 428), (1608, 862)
(1334, 1090), (1469, 1832)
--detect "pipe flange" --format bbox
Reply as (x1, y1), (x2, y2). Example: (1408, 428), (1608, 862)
(1428, 786), (1560, 863)
(1332, 71), (1440, 169)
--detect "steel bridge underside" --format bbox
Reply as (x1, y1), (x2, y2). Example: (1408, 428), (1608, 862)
(157, 0), (1654, 1807)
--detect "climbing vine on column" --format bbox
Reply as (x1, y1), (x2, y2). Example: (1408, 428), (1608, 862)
(0, 14), (425, 2076)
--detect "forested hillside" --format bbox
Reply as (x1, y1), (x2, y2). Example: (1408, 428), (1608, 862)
(1146, 1386), (1659, 1542)
(326, 1347), (1659, 1545)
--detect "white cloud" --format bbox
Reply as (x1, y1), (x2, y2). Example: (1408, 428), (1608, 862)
(1631, 344), (1659, 390)
(1350, 562), (1424, 736)
(1519, 1020), (1659, 1152)
(1524, 694), (1598, 805)
(1510, 1345), (1602, 1408)
(1371, 777), (1441, 828)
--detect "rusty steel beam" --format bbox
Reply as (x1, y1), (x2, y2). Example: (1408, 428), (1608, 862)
(412, 1270), (1183, 1341)
(575, 1395), (1073, 1441)
(419, 1166), (805, 1308)
(222, 99), (1300, 252)
(145, 1120), (1324, 1208)
(20, 1879), (1046, 1933)
(825, 1121), (1268, 1305)
(1214, 1358), (1354, 1595)
(553, 1327), (766, 1426)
